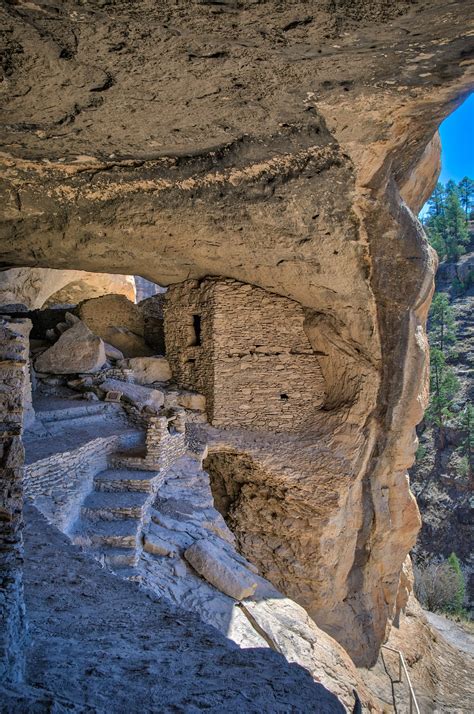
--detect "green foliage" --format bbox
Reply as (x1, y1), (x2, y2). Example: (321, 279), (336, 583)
(458, 176), (474, 220)
(447, 552), (466, 614)
(429, 292), (457, 356)
(425, 348), (459, 445)
(414, 554), (467, 616)
(424, 178), (471, 261)
(415, 443), (427, 462)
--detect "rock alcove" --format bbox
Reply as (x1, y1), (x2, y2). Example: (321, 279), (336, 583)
(1, 0), (473, 709)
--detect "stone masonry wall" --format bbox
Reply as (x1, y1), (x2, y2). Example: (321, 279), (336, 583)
(24, 430), (143, 533)
(145, 415), (186, 471)
(164, 279), (326, 432)
(138, 294), (166, 354)
(0, 317), (30, 683)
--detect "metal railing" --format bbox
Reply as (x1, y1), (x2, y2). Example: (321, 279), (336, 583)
(381, 645), (421, 714)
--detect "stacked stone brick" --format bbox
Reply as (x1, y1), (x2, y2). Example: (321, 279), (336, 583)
(145, 415), (186, 470)
(138, 294), (166, 354)
(164, 278), (326, 432)
(114, 414), (186, 472)
(0, 317), (30, 683)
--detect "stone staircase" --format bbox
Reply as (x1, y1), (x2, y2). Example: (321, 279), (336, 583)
(73, 465), (164, 574)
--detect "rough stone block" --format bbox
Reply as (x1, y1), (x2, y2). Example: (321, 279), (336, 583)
(34, 321), (106, 374)
(119, 356), (172, 384)
(99, 378), (164, 411)
(103, 328), (154, 358)
(177, 391), (206, 412)
(184, 539), (258, 600)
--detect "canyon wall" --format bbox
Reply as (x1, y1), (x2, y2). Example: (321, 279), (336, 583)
(0, 0), (473, 667)
(0, 268), (136, 309)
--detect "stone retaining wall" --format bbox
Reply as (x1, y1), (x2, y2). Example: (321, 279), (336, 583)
(145, 416), (186, 471)
(24, 431), (143, 533)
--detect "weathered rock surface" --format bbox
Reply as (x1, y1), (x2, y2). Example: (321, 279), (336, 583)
(35, 321), (106, 374)
(99, 378), (164, 411)
(0, 268), (136, 309)
(140, 456), (378, 711)
(103, 342), (124, 361)
(79, 293), (143, 335)
(138, 294), (166, 354)
(184, 539), (258, 600)
(364, 595), (474, 713)
(0, 0), (473, 669)
(104, 327), (154, 358)
(119, 356), (172, 384)
(15, 503), (344, 713)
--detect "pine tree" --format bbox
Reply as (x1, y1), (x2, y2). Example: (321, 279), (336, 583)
(447, 552), (466, 614)
(458, 176), (474, 220)
(426, 347), (459, 448)
(429, 292), (457, 356)
(444, 184), (469, 261)
(427, 182), (446, 218)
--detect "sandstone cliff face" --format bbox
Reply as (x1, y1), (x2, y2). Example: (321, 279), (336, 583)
(0, 268), (136, 309)
(0, 0), (473, 667)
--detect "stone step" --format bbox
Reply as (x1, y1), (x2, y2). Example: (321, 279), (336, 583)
(100, 547), (139, 567)
(36, 400), (118, 424)
(79, 519), (141, 549)
(94, 468), (161, 493)
(111, 448), (158, 472)
(81, 491), (150, 521)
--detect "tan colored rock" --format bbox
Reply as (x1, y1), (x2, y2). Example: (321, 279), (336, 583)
(119, 356), (172, 384)
(0, 268), (136, 309)
(1, 0), (472, 670)
(400, 132), (441, 214)
(143, 532), (177, 557)
(78, 293), (144, 337)
(104, 327), (154, 358)
(99, 378), (164, 411)
(35, 321), (106, 374)
(104, 343), (124, 361)
(176, 391), (206, 412)
(184, 539), (258, 600)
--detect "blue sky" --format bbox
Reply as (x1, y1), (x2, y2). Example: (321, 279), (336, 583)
(419, 92), (473, 216)
(438, 92), (474, 184)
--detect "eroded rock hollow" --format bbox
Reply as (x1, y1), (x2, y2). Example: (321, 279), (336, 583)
(1, 0), (473, 675)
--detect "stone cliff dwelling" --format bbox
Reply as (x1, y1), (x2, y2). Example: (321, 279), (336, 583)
(164, 278), (326, 431)
(1, 1), (473, 712)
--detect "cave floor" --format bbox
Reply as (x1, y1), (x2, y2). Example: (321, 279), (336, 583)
(5, 504), (343, 713)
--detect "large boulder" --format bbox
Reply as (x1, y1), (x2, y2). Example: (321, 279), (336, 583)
(78, 294), (152, 357)
(78, 294), (144, 337)
(104, 327), (154, 358)
(119, 356), (172, 384)
(34, 321), (106, 374)
(98, 378), (164, 411)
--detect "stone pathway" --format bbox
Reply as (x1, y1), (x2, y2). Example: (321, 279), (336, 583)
(5, 504), (343, 713)
(72, 465), (163, 571)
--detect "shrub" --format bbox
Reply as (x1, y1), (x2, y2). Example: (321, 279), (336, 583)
(414, 553), (466, 615)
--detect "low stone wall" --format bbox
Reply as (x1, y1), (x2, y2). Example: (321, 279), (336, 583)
(0, 317), (30, 683)
(145, 416), (187, 471)
(24, 431), (143, 533)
